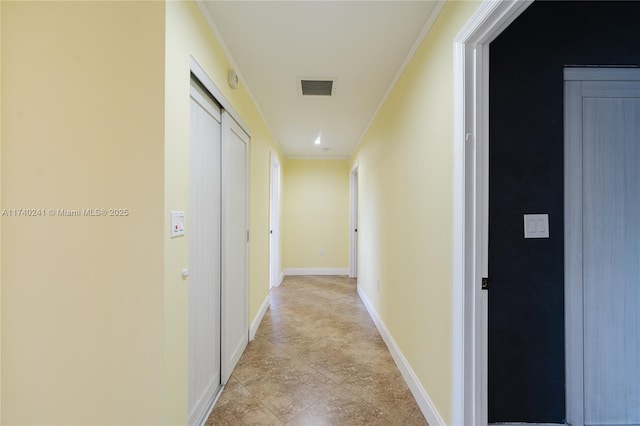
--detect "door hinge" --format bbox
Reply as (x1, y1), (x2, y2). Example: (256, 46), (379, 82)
(481, 277), (489, 290)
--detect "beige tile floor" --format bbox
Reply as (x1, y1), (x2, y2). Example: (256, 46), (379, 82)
(205, 275), (428, 426)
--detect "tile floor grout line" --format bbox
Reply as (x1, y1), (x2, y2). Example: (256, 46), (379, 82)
(281, 381), (343, 426)
(231, 373), (286, 425)
(206, 276), (429, 425)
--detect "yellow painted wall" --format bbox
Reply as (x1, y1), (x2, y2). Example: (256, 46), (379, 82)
(164, 1), (284, 423)
(0, 1), (3, 418)
(1, 0), (480, 423)
(282, 159), (349, 270)
(1, 2), (165, 424)
(1, 1), (283, 423)
(350, 1), (480, 423)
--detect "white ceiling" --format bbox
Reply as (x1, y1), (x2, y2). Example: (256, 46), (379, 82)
(200, 1), (441, 159)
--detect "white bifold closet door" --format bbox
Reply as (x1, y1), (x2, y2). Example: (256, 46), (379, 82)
(188, 82), (222, 426)
(221, 112), (249, 382)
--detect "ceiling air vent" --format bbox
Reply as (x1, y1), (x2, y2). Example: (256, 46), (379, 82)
(300, 79), (334, 96)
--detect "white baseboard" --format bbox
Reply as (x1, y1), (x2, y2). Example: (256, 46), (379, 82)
(277, 272), (284, 286)
(195, 384), (224, 426)
(249, 294), (270, 341)
(283, 268), (349, 276)
(357, 286), (445, 426)
(489, 424), (566, 426)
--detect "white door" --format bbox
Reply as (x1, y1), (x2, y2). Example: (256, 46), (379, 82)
(349, 166), (358, 278)
(221, 111), (249, 383)
(565, 68), (640, 426)
(270, 153), (281, 288)
(188, 81), (222, 426)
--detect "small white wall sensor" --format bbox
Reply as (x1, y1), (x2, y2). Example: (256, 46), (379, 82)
(228, 69), (239, 89)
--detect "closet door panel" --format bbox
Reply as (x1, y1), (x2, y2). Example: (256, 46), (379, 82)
(188, 84), (222, 426)
(221, 112), (249, 382)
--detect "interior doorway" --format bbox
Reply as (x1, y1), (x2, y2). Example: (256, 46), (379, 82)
(453, 2), (533, 424)
(455, 2), (640, 425)
(349, 165), (358, 279)
(270, 152), (281, 288)
(488, 4), (640, 424)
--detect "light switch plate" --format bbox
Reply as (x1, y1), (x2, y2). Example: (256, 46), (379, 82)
(524, 214), (549, 239)
(171, 211), (185, 237)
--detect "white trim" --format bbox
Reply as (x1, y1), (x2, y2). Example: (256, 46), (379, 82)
(349, 163), (359, 279)
(564, 66), (640, 81)
(190, 57), (251, 138)
(278, 272), (285, 287)
(488, 424), (566, 426)
(190, 85), (222, 122)
(188, 383), (219, 426)
(351, 0), (446, 156)
(249, 294), (270, 341)
(194, 1), (284, 152)
(452, 1), (533, 425)
(564, 77), (584, 426)
(283, 268), (349, 276)
(197, 381), (229, 426)
(357, 286), (444, 426)
(285, 156), (350, 161)
(269, 151), (281, 289)
(451, 30), (468, 426)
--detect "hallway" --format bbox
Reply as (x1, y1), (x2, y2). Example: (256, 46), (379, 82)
(206, 276), (428, 425)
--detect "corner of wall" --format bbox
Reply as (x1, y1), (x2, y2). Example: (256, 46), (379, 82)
(281, 159), (350, 271)
(164, 2), (285, 423)
(249, 294), (270, 340)
(347, 2), (484, 424)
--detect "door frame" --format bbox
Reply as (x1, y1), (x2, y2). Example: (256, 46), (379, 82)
(349, 163), (359, 279)
(269, 151), (281, 288)
(189, 57), (252, 424)
(191, 58), (251, 139)
(452, 1), (533, 424)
